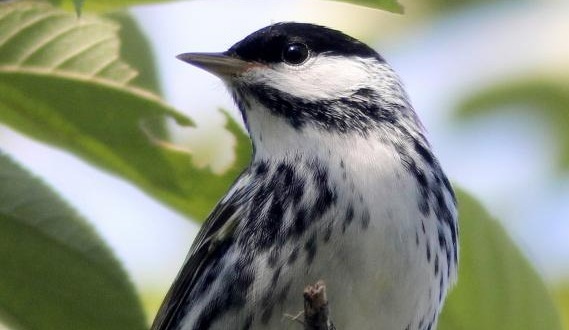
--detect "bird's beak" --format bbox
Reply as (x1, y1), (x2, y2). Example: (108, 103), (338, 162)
(176, 52), (251, 78)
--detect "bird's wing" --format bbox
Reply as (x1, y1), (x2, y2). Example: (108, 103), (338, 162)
(150, 171), (250, 330)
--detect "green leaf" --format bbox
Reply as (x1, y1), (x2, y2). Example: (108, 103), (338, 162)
(104, 10), (168, 137)
(105, 11), (162, 94)
(0, 152), (147, 330)
(422, 0), (508, 13)
(331, 0), (404, 13)
(48, 0), (173, 13)
(438, 189), (563, 330)
(552, 283), (569, 330)
(455, 77), (569, 172)
(49, 0), (404, 13)
(0, 1), (251, 220)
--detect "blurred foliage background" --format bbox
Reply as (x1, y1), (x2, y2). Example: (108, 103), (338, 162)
(0, 0), (568, 329)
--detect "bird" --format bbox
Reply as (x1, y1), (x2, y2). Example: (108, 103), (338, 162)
(152, 22), (458, 330)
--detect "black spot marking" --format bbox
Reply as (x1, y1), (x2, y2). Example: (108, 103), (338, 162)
(242, 314), (253, 330)
(261, 303), (273, 324)
(277, 280), (292, 304)
(193, 259), (223, 297)
(228, 261), (255, 308)
(399, 146), (433, 217)
(193, 254), (255, 329)
(431, 184), (458, 267)
(430, 311), (437, 330)
(437, 226), (453, 279)
(291, 177), (306, 205)
(416, 167), (429, 189)
(255, 161), (268, 176)
(434, 254), (439, 276)
(275, 162), (305, 206)
(255, 197), (283, 249)
(291, 207), (307, 238)
(324, 224), (333, 242)
(409, 159), (431, 217)
(271, 265), (282, 286)
(342, 203), (355, 232)
(441, 173), (457, 204)
(312, 164), (336, 217)
(193, 297), (223, 329)
(304, 232), (318, 265)
(288, 246), (299, 264)
(340, 159), (347, 180)
(361, 208), (371, 229)
(439, 276), (444, 302)
(438, 227), (446, 248)
(414, 139), (434, 166)
(251, 183), (271, 215)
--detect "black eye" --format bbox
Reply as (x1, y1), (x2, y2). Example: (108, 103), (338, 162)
(282, 42), (309, 65)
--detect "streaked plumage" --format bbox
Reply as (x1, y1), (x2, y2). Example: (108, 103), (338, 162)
(153, 22), (458, 330)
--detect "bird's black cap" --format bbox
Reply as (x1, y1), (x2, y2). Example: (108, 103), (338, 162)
(227, 22), (384, 64)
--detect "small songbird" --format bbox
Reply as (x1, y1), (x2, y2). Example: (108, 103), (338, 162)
(152, 22), (458, 330)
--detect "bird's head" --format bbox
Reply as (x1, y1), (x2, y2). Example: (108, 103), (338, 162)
(178, 22), (421, 156)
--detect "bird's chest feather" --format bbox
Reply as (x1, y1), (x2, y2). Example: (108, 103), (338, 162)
(182, 127), (455, 330)
(226, 136), (439, 329)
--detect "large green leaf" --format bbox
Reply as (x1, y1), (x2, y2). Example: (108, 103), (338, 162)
(438, 190), (563, 329)
(0, 1), (251, 220)
(455, 77), (569, 172)
(50, 0), (404, 14)
(0, 152), (147, 330)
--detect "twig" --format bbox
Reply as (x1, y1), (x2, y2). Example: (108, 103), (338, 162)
(303, 280), (336, 330)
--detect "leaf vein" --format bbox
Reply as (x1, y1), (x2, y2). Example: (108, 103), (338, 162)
(89, 55), (120, 77)
(17, 21), (100, 67)
(0, 11), (66, 49)
(53, 35), (116, 71)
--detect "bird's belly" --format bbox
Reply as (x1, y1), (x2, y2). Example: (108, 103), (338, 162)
(234, 217), (437, 330)
(199, 157), (448, 330)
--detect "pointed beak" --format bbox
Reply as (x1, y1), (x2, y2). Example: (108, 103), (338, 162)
(176, 52), (252, 78)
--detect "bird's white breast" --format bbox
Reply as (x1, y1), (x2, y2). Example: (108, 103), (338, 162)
(243, 111), (441, 329)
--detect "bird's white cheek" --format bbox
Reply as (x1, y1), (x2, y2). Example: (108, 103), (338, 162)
(241, 56), (377, 101)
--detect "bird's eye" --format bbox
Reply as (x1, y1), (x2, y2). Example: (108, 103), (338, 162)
(282, 42), (309, 65)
